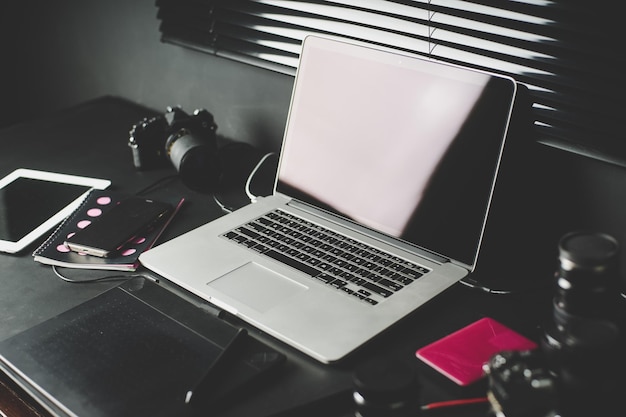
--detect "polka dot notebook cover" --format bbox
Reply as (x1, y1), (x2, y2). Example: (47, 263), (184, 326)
(33, 189), (184, 271)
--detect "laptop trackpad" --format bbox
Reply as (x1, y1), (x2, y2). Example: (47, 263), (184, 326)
(208, 262), (308, 313)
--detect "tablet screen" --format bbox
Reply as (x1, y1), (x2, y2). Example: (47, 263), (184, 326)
(0, 169), (110, 253)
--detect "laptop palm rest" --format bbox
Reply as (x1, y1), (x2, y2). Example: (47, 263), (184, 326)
(208, 262), (308, 313)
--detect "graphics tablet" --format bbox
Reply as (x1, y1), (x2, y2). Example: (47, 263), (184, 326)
(0, 277), (286, 417)
(0, 169), (110, 253)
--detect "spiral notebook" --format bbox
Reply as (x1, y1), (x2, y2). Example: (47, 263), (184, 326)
(33, 189), (184, 271)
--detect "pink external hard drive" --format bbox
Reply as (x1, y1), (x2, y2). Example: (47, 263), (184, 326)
(416, 317), (538, 386)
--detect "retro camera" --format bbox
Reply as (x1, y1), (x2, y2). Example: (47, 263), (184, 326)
(128, 106), (220, 192)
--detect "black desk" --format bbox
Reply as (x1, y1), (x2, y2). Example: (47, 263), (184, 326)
(0, 97), (556, 417)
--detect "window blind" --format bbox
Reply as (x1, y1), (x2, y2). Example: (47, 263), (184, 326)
(156, 0), (623, 162)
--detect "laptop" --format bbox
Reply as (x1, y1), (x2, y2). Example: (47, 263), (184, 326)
(140, 35), (518, 364)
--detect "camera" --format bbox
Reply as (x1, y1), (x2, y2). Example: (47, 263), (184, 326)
(485, 350), (559, 417)
(484, 231), (625, 417)
(128, 106), (220, 192)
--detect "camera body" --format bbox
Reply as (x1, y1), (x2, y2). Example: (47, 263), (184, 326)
(129, 106), (222, 192)
(129, 106), (217, 171)
(485, 350), (559, 417)
(486, 337), (622, 417)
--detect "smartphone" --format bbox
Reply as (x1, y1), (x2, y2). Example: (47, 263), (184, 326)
(64, 197), (173, 257)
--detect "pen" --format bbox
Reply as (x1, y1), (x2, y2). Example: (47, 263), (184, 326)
(420, 397), (489, 413)
(184, 327), (249, 405)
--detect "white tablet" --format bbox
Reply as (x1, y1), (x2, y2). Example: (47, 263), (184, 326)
(0, 169), (111, 254)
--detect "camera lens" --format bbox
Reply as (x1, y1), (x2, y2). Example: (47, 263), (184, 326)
(539, 231), (623, 415)
(165, 128), (220, 192)
(544, 231), (621, 364)
(554, 231), (619, 319)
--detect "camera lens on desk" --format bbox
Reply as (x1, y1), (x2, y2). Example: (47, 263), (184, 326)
(553, 231), (620, 320)
(540, 230), (623, 415)
(542, 231), (622, 364)
(165, 126), (220, 192)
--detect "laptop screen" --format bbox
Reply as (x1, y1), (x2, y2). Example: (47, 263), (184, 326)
(276, 36), (516, 268)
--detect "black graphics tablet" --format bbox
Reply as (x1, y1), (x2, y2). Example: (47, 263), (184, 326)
(0, 277), (286, 417)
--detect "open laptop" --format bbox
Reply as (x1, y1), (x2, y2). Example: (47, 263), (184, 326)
(140, 35), (518, 364)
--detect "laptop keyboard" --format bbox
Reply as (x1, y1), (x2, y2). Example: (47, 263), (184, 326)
(222, 209), (430, 306)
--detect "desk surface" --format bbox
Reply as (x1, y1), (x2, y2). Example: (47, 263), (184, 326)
(0, 96), (558, 417)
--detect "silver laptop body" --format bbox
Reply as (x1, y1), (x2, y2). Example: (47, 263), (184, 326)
(140, 35), (517, 363)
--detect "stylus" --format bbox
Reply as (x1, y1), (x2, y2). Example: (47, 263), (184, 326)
(421, 397), (489, 411)
(184, 327), (249, 405)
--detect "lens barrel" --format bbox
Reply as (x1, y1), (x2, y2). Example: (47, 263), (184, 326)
(554, 231), (620, 319)
(540, 231), (623, 416)
(165, 128), (220, 192)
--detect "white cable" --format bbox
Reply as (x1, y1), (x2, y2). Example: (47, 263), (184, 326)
(212, 194), (232, 213)
(245, 152), (276, 203)
(52, 265), (143, 283)
(459, 278), (514, 295)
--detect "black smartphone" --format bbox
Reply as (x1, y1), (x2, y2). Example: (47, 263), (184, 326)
(64, 197), (173, 257)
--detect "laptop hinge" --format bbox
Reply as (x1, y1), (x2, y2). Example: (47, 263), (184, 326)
(287, 199), (450, 265)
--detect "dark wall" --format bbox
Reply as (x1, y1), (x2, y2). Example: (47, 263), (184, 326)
(0, 0), (293, 151)
(2, 0), (625, 289)
(475, 137), (626, 291)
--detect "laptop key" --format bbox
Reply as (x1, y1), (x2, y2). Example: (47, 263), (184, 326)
(316, 273), (334, 283)
(237, 227), (260, 239)
(226, 233), (248, 244)
(306, 258), (322, 267)
(330, 279), (347, 288)
(241, 239), (257, 248)
(402, 268), (425, 279)
(377, 278), (403, 292)
(223, 231), (238, 239)
(251, 244), (269, 253)
(361, 282), (393, 298)
(257, 217), (273, 225)
(265, 249), (322, 277)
